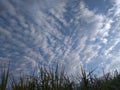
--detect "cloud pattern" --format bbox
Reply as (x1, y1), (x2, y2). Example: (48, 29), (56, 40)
(0, 0), (120, 75)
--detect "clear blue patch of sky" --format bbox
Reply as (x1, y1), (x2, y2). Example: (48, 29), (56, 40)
(84, 0), (113, 14)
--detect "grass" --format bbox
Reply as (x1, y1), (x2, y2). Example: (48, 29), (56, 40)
(0, 65), (9, 90)
(0, 64), (120, 90)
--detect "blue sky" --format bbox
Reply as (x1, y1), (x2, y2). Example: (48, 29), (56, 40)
(0, 0), (120, 76)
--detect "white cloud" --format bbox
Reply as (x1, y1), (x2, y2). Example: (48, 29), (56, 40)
(109, 0), (120, 18)
(105, 51), (120, 73)
(0, 0), (120, 76)
(100, 0), (120, 73)
(113, 0), (120, 5)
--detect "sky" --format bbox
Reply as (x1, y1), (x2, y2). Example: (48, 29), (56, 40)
(0, 0), (120, 76)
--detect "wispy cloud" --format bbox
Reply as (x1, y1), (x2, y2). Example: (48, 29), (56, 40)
(0, 0), (120, 76)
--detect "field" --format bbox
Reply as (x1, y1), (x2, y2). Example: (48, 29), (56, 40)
(0, 64), (120, 90)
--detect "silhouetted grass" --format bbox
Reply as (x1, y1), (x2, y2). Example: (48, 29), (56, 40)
(0, 65), (9, 90)
(0, 64), (120, 90)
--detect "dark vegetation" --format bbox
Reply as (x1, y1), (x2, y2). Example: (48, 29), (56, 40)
(0, 64), (120, 90)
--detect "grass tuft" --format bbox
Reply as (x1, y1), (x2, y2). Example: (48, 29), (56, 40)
(0, 64), (120, 90)
(0, 65), (9, 90)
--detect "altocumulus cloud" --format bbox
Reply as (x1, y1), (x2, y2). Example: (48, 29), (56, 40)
(0, 0), (120, 76)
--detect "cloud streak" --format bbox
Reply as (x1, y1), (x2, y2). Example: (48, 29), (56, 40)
(0, 0), (120, 76)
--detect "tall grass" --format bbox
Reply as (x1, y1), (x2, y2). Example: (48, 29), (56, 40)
(0, 64), (120, 90)
(0, 66), (9, 90)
